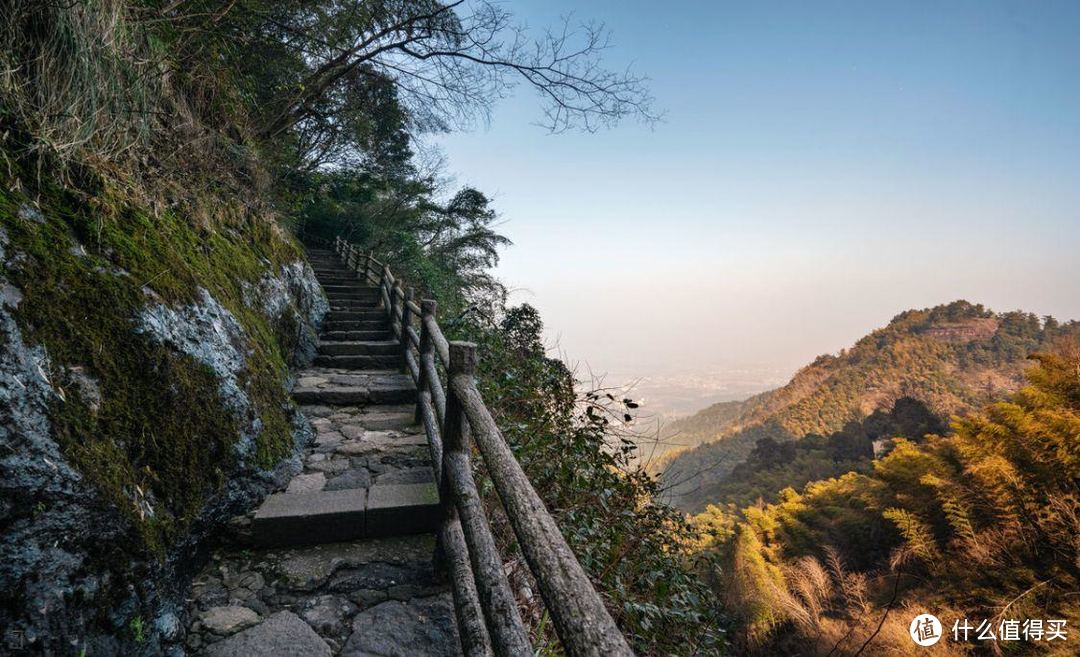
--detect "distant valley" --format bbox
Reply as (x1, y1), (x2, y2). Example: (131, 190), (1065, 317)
(604, 366), (788, 420)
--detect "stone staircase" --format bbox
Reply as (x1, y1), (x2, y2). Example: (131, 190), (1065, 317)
(252, 248), (439, 547)
(184, 248), (458, 657)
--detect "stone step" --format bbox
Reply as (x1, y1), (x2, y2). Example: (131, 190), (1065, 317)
(312, 354), (402, 371)
(322, 329), (391, 342)
(293, 370), (415, 403)
(326, 297), (381, 307)
(327, 309), (385, 322)
(326, 303), (381, 314)
(301, 403), (419, 432)
(252, 483), (439, 547)
(319, 285), (380, 296)
(323, 319), (387, 332)
(318, 340), (400, 357)
(328, 305), (382, 315)
(321, 280), (378, 289)
(321, 302), (382, 311)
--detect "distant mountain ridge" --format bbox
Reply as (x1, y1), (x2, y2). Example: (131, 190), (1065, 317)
(658, 300), (1079, 512)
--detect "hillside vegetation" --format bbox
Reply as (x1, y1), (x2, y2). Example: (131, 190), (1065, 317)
(660, 301), (1080, 511)
(691, 343), (1080, 655)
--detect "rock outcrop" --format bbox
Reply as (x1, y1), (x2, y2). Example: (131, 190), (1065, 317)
(0, 195), (327, 655)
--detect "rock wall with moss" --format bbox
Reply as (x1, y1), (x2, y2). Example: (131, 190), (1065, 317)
(0, 182), (327, 655)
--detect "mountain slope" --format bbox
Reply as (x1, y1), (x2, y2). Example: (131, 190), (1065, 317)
(658, 300), (1079, 512)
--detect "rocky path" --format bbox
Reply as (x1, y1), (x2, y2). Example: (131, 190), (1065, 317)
(184, 248), (460, 657)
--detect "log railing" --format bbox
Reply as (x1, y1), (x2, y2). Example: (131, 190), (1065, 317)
(333, 237), (635, 657)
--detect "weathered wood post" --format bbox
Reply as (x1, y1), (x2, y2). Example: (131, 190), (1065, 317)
(389, 279), (402, 341)
(380, 265), (390, 310)
(444, 342), (532, 657)
(415, 299), (436, 426)
(400, 287), (414, 372)
(352, 247), (363, 280)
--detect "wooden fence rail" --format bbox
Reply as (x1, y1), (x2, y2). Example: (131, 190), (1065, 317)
(333, 237), (635, 657)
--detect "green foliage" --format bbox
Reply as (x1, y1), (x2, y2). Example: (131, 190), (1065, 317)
(129, 615), (145, 643)
(694, 347), (1080, 655)
(298, 167), (511, 315)
(447, 305), (726, 656)
(702, 397), (947, 511)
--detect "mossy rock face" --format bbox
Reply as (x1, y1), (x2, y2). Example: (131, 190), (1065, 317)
(0, 181), (325, 651)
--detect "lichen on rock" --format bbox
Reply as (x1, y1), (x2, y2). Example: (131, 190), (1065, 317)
(0, 183), (327, 655)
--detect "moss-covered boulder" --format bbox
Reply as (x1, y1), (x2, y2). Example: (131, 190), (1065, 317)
(0, 183), (327, 655)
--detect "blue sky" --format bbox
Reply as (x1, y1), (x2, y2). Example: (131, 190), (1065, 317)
(433, 0), (1080, 377)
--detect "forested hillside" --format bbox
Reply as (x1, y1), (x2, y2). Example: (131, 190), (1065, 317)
(660, 301), (1080, 511)
(691, 344), (1080, 655)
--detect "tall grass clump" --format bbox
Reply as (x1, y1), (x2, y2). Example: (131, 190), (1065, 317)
(0, 1), (165, 172)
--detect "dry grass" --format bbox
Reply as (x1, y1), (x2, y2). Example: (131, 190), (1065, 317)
(1, 1), (161, 168)
(0, 0), (271, 223)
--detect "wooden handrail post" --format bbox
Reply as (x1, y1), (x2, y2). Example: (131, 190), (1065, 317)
(380, 265), (390, 309)
(389, 279), (402, 339)
(400, 287), (414, 372)
(445, 343), (532, 657)
(416, 299), (437, 426)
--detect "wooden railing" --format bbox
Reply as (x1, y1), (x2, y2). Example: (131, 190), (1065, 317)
(333, 237), (635, 657)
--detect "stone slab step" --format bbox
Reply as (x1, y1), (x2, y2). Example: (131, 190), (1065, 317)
(327, 309), (386, 321)
(324, 297), (379, 307)
(322, 329), (391, 342)
(327, 301), (382, 311)
(367, 483), (440, 537)
(293, 370), (415, 403)
(311, 354), (403, 372)
(326, 305), (382, 315)
(323, 284), (380, 293)
(252, 483), (438, 547)
(324, 319), (387, 332)
(324, 287), (378, 296)
(301, 403), (418, 432)
(324, 287), (379, 297)
(253, 489), (367, 547)
(318, 340), (400, 356)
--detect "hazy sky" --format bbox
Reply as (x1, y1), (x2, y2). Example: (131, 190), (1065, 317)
(433, 0), (1080, 378)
